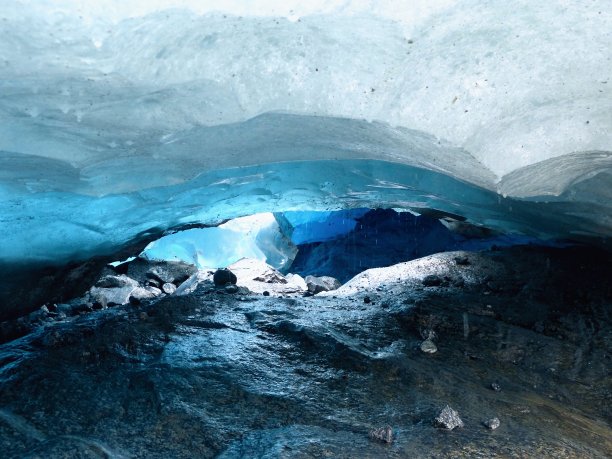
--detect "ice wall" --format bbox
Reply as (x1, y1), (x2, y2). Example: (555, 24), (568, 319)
(0, 0), (611, 318)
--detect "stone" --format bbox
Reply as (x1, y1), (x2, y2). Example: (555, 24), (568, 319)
(491, 382), (501, 392)
(420, 339), (438, 354)
(368, 426), (393, 444)
(162, 283), (177, 295)
(126, 258), (197, 286)
(422, 274), (443, 287)
(484, 417), (500, 430)
(227, 258), (306, 295)
(213, 268), (238, 286)
(95, 274), (138, 289)
(262, 291), (270, 296)
(224, 284), (239, 294)
(305, 275), (342, 294)
(435, 405), (464, 430)
(90, 275), (139, 306)
(363, 296), (372, 304)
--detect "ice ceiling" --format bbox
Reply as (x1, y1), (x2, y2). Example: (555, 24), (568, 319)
(0, 0), (611, 316)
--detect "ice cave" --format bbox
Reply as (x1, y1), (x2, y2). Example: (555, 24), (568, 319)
(0, 1), (610, 457)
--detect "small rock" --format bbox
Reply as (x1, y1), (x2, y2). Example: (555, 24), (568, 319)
(162, 283), (177, 295)
(422, 274), (443, 287)
(262, 291), (270, 297)
(363, 296), (372, 304)
(435, 405), (464, 430)
(484, 417), (500, 430)
(368, 426), (393, 444)
(213, 268), (237, 286)
(139, 312), (148, 321)
(490, 382), (501, 392)
(420, 339), (438, 354)
(225, 284), (239, 294)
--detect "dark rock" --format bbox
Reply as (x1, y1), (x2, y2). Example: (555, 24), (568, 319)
(225, 284), (239, 294)
(363, 296), (372, 304)
(491, 382), (501, 392)
(484, 417), (500, 430)
(454, 255), (470, 266)
(262, 291), (270, 297)
(305, 275), (342, 294)
(434, 405), (464, 430)
(422, 274), (443, 287)
(368, 425), (393, 444)
(213, 268), (238, 286)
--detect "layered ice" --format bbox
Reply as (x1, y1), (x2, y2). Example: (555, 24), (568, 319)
(0, 0), (611, 317)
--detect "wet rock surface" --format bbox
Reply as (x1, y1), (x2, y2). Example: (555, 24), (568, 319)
(0, 246), (610, 458)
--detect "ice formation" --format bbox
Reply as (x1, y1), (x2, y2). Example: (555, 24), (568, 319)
(141, 213), (296, 270)
(0, 0), (610, 317)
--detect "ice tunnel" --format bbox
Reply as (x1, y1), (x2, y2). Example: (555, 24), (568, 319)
(0, 0), (611, 320)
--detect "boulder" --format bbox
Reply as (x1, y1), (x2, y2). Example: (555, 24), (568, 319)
(90, 275), (139, 306)
(228, 258), (306, 296)
(305, 275), (341, 294)
(213, 268), (238, 286)
(126, 258), (197, 286)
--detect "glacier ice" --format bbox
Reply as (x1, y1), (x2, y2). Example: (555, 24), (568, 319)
(141, 213), (297, 271)
(0, 0), (611, 318)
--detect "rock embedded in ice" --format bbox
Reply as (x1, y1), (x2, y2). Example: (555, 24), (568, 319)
(305, 275), (342, 294)
(368, 425), (393, 444)
(435, 405), (464, 430)
(213, 269), (238, 286)
(484, 417), (500, 430)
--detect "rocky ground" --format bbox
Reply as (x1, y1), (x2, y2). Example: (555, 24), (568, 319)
(0, 245), (610, 458)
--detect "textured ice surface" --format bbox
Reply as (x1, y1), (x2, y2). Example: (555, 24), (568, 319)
(0, 1), (611, 317)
